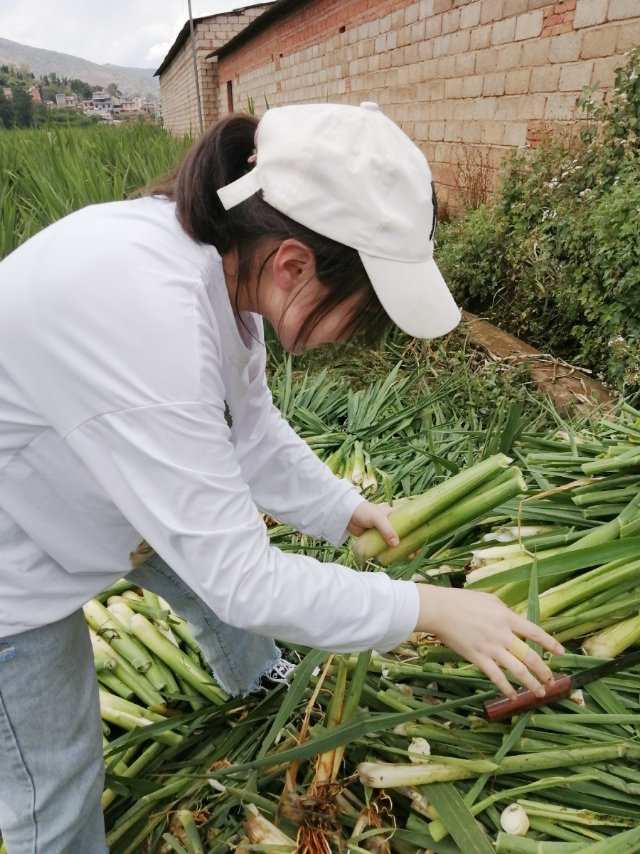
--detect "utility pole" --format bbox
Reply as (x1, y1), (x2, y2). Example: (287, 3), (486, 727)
(187, 0), (205, 134)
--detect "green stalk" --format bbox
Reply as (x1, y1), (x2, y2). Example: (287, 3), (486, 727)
(97, 670), (135, 700)
(377, 469), (527, 566)
(315, 656), (348, 785)
(534, 559), (640, 621)
(89, 629), (164, 707)
(129, 613), (227, 705)
(176, 810), (205, 854)
(84, 599), (154, 674)
(177, 675), (206, 711)
(517, 799), (635, 827)
(582, 447), (640, 475)
(496, 834), (583, 853)
(332, 650), (371, 775)
(351, 440), (365, 485)
(528, 818), (598, 843)
(352, 453), (513, 563)
(358, 742), (640, 788)
(573, 487), (639, 507)
(102, 741), (163, 809)
(429, 774), (596, 842)
(582, 613), (640, 658)
(98, 689), (182, 746)
(106, 599), (173, 691)
(576, 825), (640, 852)
(324, 443), (346, 474)
(358, 758), (498, 787)
(543, 587), (640, 631)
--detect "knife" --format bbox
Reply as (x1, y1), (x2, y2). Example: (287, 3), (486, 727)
(484, 647), (640, 722)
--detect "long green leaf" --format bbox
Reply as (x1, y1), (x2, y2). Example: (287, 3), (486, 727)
(257, 649), (327, 759)
(424, 782), (495, 854)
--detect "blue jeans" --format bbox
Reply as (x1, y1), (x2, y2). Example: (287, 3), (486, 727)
(0, 553), (280, 852)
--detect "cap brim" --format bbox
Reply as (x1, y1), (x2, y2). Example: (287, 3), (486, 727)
(359, 252), (461, 339)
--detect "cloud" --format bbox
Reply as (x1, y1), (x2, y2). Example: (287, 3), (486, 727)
(146, 42), (172, 66)
(0, 1), (264, 67)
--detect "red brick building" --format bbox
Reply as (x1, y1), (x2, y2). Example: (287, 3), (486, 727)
(157, 0), (640, 207)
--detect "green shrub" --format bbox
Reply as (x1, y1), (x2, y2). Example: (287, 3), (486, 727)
(437, 47), (640, 392)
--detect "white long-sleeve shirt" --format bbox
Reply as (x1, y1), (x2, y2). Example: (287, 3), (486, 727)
(0, 195), (419, 649)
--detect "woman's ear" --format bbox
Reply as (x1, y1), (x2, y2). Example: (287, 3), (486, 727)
(271, 239), (317, 294)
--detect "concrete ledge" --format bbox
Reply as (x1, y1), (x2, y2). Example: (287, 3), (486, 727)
(461, 310), (613, 414)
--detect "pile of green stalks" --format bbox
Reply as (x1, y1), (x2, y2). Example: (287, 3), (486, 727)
(79, 381), (640, 852)
(5, 362), (640, 853)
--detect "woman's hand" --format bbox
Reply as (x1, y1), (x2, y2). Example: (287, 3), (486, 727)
(416, 584), (565, 699)
(347, 501), (399, 548)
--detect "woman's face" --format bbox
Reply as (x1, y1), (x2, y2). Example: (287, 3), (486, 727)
(227, 238), (368, 355)
(272, 279), (364, 355)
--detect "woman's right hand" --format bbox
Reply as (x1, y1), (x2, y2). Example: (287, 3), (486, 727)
(415, 584), (565, 699)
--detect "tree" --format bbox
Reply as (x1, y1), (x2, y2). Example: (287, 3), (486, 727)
(70, 78), (92, 99)
(106, 82), (121, 97)
(31, 102), (48, 128)
(12, 84), (33, 127)
(0, 89), (14, 128)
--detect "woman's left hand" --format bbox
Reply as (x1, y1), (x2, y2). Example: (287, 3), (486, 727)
(347, 501), (399, 548)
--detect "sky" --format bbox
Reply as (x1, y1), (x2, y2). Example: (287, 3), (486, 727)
(0, 1), (263, 69)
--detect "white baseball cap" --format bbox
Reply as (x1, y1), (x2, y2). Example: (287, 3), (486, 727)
(217, 101), (461, 339)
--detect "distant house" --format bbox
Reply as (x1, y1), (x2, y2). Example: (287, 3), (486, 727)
(80, 91), (114, 121)
(2, 87), (12, 100)
(90, 92), (112, 113)
(28, 85), (42, 104)
(55, 93), (77, 108)
(154, 2), (273, 136)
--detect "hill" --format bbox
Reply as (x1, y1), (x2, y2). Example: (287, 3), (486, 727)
(0, 37), (158, 98)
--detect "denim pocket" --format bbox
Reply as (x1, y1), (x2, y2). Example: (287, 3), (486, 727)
(0, 643), (16, 663)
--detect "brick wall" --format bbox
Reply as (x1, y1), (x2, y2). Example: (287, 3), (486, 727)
(158, 6), (271, 137)
(216, 0), (640, 208)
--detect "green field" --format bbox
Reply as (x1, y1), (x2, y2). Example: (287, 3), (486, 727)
(0, 124), (189, 260)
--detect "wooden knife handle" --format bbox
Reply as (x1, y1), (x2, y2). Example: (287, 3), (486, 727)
(484, 675), (572, 721)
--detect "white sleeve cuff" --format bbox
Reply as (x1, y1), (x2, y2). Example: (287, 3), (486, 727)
(374, 579), (420, 653)
(323, 489), (367, 547)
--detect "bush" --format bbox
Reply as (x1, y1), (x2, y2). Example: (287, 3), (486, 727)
(437, 47), (640, 392)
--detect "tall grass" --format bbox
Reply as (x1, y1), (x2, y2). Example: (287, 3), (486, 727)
(0, 124), (190, 259)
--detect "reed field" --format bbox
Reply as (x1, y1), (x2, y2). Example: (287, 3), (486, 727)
(2, 124), (640, 852)
(0, 123), (189, 260)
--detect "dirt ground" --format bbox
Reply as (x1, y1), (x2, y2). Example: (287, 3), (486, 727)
(462, 311), (614, 415)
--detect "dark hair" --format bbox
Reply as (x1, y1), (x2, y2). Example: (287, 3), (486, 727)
(149, 114), (392, 351)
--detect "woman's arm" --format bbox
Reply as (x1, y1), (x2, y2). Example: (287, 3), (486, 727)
(65, 398), (419, 653)
(234, 370), (368, 545)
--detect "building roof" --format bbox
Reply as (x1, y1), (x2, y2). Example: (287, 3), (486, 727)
(207, 0), (309, 60)
(154, 2), (275, 77)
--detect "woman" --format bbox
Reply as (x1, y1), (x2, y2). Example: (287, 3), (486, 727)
(0, 102), (563, 852)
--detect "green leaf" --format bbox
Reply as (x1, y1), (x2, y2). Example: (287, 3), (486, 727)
(205, 690), (495, 779)
(257, 648), (327, 759)
(424, 783), (495, 854)
(467, 538), (640, 599)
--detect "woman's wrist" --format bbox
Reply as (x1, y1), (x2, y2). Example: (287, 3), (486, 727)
(415, 583), (440, 634)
